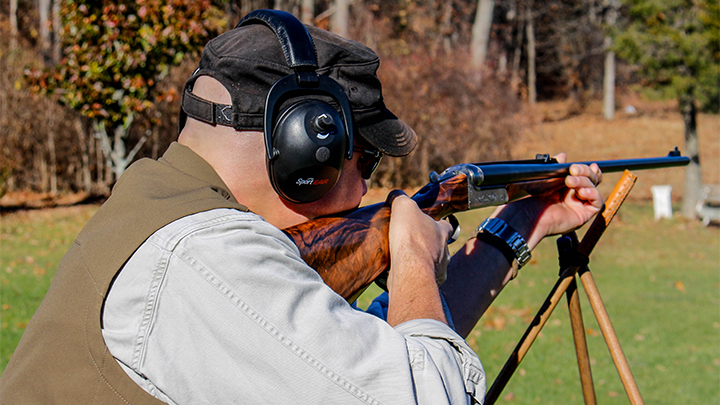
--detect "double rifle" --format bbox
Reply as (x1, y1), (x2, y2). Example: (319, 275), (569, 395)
(283, 148), (690, 302)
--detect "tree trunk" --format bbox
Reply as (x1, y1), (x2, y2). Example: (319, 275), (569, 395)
(680, 93), (702, 219)
(239, 1), (253, 19)
(75, 117), (92, 194)
(10, 0), (18, 51)
(39, 154), (49, 193)
(603, 0), (619, 120)
(52, 0), (61, 63)
(332, 0), (349, 38)
(93, 114), (147, 183)
(225, 1), (236, 30)
(44, 107), (58, 195)
(525, 4), (536, 105)
(301, 0), (315, 24)
(151, 126), (160, 160)
(419, 140), (429, 181)
(440, 1), (454, 53)
(91, 132), (102, 186)
(47, 129), (57, 195)
(104, 158), (113, 186)
(498, 51), (507, 76)
(39, 0), (52, 66)
(471, 0), (495, 68)
(511, 7), (524, 92)
(603, 48), (615, 120)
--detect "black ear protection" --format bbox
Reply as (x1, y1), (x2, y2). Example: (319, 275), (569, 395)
(237, 10), (354, 203)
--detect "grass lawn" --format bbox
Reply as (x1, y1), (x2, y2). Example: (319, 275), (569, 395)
(472, 203), (718, 404)
(2, 201), (719, 404)
(0, 206), (98, 373)
(360, 202), (720, 404)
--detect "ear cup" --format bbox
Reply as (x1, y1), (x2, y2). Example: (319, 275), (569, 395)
(239, 10), (355, 203)
(268, 100), (347, 203)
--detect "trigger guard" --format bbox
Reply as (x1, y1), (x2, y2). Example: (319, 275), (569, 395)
(446, 214), (461, 244)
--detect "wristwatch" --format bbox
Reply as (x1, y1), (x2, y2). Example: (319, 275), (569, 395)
(475, 218), (532, 274)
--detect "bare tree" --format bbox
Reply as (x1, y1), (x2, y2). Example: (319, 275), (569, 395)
(471, 0), (495, 68)
(46, 111), (57, 195)
(332, 0), (349, 37)
(10, 0), (19, 51)
(510, 1), (525, 92)
(36, 0), (59, 194)
(301, 0), (315, 24)
(92, 114), (148, 183)
(74, 118), (93, 194)
(603, 0), (620, 120)
(52, 0), (61, 63)
(525, 2), (536, 105)
(680, 94), (702, 218)
(38, 0), (53, 65)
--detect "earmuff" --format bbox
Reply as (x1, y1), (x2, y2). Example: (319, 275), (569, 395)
(237, 10), (354, 203)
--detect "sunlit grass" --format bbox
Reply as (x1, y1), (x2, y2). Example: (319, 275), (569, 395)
(358, 203), (719, 404)
(0, 205), (98, 373)
(450, 203), (719, 404)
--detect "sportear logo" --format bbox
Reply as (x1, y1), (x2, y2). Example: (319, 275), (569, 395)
(296, 178), (330, 186)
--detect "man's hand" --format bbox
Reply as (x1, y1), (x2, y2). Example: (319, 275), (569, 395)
(386, 194), (454, 327)
(442, 154), (604, 337)
(498, 153), (604, 250)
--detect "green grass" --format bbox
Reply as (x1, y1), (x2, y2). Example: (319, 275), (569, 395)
(2, 203), (719, 404)
(359, 203), (719, 404)
(456, 204), (719, 404)
(0, 205), (98, 374)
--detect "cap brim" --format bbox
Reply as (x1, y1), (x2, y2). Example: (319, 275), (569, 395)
(356, 108), (417, 157)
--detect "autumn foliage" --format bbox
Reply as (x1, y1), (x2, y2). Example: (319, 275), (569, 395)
(3, 1), (528, 197)
(24, 0), (223, 123)
(351, 4), (523, 187)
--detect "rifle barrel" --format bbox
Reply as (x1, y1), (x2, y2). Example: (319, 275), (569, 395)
(475, 155), (690, 187)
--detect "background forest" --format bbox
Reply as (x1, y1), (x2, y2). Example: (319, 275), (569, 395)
(0, 0), (718, 216)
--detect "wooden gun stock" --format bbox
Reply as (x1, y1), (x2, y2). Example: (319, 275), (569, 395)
(283, 175), (469, 301)
(283, 150), (690, 301)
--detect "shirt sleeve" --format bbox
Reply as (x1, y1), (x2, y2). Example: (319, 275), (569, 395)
(102, 209), (485, 405)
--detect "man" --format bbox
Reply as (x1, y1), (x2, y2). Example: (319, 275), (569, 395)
(0, 13), (602, 405)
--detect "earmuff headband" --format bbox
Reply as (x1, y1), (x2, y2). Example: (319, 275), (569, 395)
(236, 10), (318, 73)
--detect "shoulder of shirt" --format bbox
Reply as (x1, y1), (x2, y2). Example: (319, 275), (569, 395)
(146, 208), (298, 254)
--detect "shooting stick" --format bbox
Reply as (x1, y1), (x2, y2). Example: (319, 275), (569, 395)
(485, 171), (646, 405)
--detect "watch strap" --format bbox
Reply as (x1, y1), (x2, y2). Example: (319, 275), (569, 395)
(475, 218), (532, 276)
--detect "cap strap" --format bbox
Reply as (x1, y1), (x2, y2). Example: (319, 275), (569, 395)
(182, 87), (233, 127)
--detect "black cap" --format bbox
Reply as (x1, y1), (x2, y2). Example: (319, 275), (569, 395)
(180, 22), (417, 157)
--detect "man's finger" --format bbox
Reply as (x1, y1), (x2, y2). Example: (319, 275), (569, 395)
(569, 164), (600, 186)
(591, 163), (603, 185)
(566, 175), (598, 190)
(576, 186), (604, 208)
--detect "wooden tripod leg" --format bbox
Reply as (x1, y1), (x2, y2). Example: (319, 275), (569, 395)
(566, 276), (597, 405)
(578, 268), (645, 405)
(575, 170), (645, 405)
(485, 171), (639, 404)
(558, 234), (596, 405)
(485, 267), (578, 405)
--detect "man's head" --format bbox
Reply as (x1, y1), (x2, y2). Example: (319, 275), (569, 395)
(178, 10), (415, 226)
